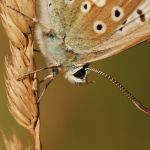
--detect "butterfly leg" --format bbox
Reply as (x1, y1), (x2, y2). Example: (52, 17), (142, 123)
(37, 65), (59, 102)
(18, 64), (60, 81)
(6, 5), (54, 35)
(38, 74), (55, 103)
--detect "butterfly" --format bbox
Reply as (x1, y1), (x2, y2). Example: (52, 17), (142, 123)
(5, 0), (150, 114)
(35, 0), (150, 85)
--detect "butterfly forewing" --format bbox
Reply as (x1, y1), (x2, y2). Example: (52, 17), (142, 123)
(64, 0), (143, 52)
(37, 0), (149, 66)
(76, 0), (150, 64)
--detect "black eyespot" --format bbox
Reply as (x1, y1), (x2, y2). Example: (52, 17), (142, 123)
(97, 24), (103, 30)
(81, 1), (91, 13)
(112, 7), (124, 21)
(94, 20), (106, 33)
(84, 4), (88, 10)
(115, 9), (121, 17)
(74, 64), (89, 79)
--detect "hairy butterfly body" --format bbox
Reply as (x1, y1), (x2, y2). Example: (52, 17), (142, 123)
(36, 0), (150, 84)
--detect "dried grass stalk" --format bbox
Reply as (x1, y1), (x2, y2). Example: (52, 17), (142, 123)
(1, 131), (31, 150)
(0, 0), (41, 149)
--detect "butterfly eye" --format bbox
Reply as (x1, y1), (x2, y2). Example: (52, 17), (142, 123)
(65, 64), (89, 85)
(93, 20), (107, 34)
(92, 0), (106, 7)
(73, 67), (86, 79)
(65, 0), (75, 4)
(81, 1), (91, 13)
(112, 6), (124, 21)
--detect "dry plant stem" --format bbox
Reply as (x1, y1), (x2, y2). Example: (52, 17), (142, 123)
(33, 119), (41, 150)
(0, 0), (42, 149)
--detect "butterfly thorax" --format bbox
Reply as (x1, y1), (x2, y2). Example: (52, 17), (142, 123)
(36, 24), (90, 84)
(36, 24), (79, 68)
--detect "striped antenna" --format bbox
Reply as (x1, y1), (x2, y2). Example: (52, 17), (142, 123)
(6, 5), (52, 32)
(88, 67), (150, 116)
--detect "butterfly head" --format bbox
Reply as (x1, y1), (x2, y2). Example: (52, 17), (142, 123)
(65, 64), (89, 85)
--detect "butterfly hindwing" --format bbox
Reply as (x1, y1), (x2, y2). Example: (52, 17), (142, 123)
(76, 0), (150, 64)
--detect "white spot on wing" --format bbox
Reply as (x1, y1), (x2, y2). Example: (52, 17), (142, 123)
(92, 0), (106, 7)
(65, 0), (75, 4)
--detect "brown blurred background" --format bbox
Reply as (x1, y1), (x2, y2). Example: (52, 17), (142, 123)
(0, 22), (150, 150)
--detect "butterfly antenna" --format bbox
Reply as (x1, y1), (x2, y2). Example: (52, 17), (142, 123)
(88, 67), (150, 116)
(6, 5), (37, 22)
(6, 5), (51, 31)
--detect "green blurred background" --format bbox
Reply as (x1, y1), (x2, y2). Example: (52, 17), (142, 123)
(0, 21), (150, 150)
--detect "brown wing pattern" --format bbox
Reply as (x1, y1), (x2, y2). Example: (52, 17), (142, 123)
(76, 0), (150, 64)
(64, 0), (143, 52)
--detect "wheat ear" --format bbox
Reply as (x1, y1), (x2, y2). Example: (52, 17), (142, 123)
(0, 0), (41, 149)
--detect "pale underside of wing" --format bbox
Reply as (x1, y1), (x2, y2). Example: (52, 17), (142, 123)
(43, 0), (144, 52)
(37, 0), (149, 65)
(77, 0), (150, 65)
(64, 0), (143, 52)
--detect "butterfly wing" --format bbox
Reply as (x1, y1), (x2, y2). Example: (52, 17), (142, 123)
(76, 0), (150, 64)
(64, 0), (143, 53)
(36, 0), (148, 66)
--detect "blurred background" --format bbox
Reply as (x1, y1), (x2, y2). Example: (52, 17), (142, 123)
(0, 22), (150, 150)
